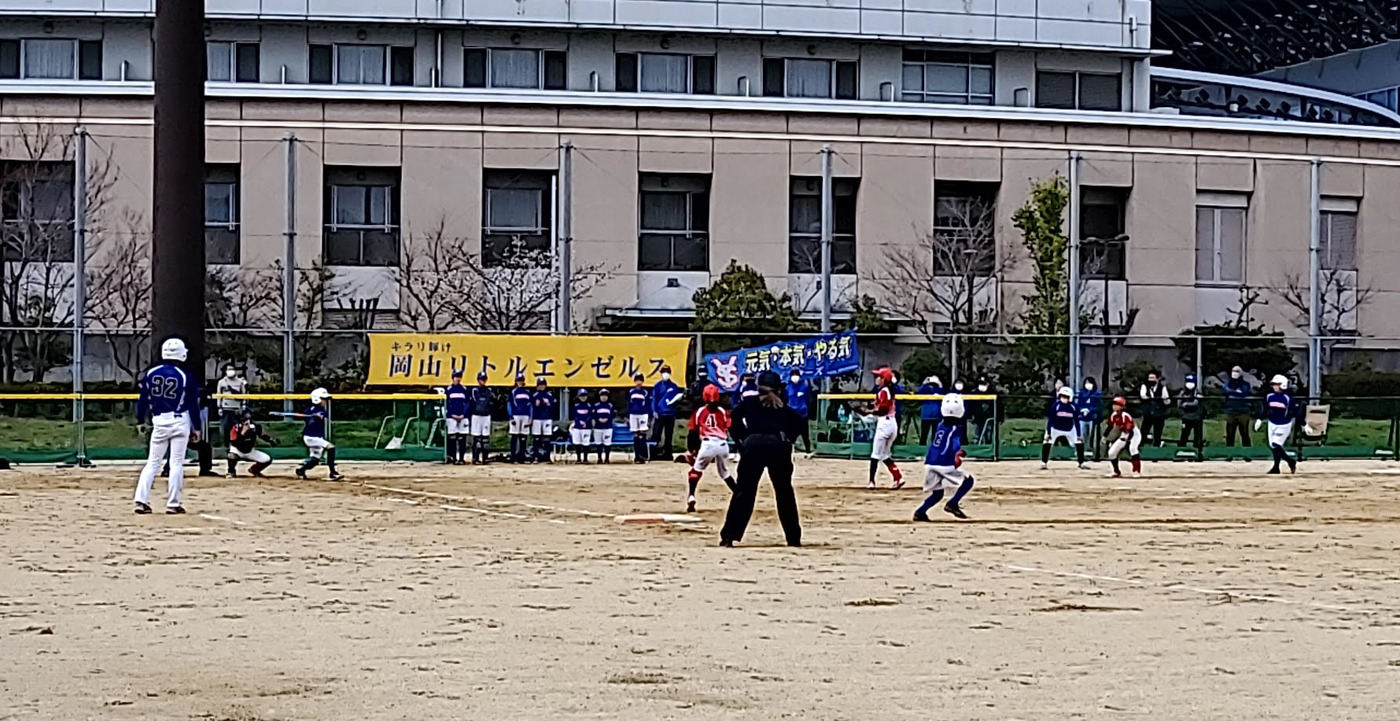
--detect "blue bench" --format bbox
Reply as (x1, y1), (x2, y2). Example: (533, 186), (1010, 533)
(551, 423), (657, 461)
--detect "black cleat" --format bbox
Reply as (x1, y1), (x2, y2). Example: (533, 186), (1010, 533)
(198, 471), (220, 478)
(719, 539), (734, 548)
(295, 467), (308, 480)
(944, 503), (969, 520)
(787, 540), (802, 548)
(166, 506), (185, 515)
(1267, 468), (1281, 475)
(328, 472), (346, 482)
(913, 512), (932, 522)
(134, 502), (152, 515)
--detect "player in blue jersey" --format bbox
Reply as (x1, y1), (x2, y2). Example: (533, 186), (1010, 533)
(508, 374), (533, 463)
(571, 389), (594, 464)
(293, 387), (343, 481)
(443, 369), (469, 465)
(530, 377), (557, 463)
(593, 388), (617, 463)
(1041, 385), (1089, 470)
(133, 337), (202, 514)
(626, 373), (651, 463)
(468, 372), (494, 464)
(1256, 374), (1303, 474)
(914, 392), (975, 521)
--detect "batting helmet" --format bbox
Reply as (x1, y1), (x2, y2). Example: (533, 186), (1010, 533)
(160, 337), (188, 362)
(702, 384), (721, 404)
(940, 393), (965, 419)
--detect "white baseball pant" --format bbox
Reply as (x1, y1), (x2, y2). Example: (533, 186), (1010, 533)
(134, 413), (191, 509)
(594, 427), (614, 446)
(692, 438), (730, 478)
(531, 419), (555, 437)
(628, 414), (650, 433)
(228, 447), (271, 465)
(470, 415), (492, 436)
(1044, 427), (1080, 446)
(1268, 421), (1294, 448)
(570, 428), (593, 446)
(508, 415), (531, 435)
(923, 464), (968, 493)
(445, 417), (469, 435)
(870, 417), (899, 461)
(1108, 429), (1143, 459)
(303, 435), (333, 458)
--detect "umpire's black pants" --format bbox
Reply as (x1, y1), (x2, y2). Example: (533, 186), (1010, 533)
(652, 414), (676, 459)
(721, 437), (801, 546)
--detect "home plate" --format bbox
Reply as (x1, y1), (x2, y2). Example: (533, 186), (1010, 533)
(1369, 468), (1400, 475)
(615, 513), (702, 524)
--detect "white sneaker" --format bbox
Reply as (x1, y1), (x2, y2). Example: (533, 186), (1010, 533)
(1132, 471), (1141, 478)
(686, 495), (697, 513)
(1078, 463), (1091, 470)
(1039, 462), (1049, 470)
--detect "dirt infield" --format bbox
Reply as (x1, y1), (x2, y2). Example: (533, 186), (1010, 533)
(3, 457), (1400, 720)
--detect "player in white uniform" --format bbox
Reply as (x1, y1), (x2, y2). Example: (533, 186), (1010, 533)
(133, 337), (201, 515)
(859, 367), (904, 490)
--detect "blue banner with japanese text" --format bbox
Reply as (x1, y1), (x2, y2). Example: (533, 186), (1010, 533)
(703, 331), (859, 392)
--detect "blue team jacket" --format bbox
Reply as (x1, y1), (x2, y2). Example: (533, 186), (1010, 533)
(925, 420), (963, 466)
(1076, 387), (1103, 422)
(786, 380), (810, 417)
(917, 382), (943, 420)
(1046, 400), (1078, 432)
(593, 401), (616, 428)
(1260, 392), (1302, 425)
(136, 363), (201, 422)
(572, 402), (593, 429)
(302, 405), (328, 438)
(509, 387), (533, 418)
(468, 386), (493, 417)
(627, 387), (650, 416)
(444, 383), (469, 417)
(652, 380), (683, 416)
(531, 390), (556, 421)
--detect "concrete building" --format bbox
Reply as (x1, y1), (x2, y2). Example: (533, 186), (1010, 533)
(1, 0), (1399, 381)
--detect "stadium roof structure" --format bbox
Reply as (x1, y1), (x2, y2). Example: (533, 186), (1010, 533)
(1155, 0), (1400, 75)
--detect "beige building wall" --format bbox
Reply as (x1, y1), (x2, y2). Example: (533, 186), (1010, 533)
(8, 96), (1400, 344)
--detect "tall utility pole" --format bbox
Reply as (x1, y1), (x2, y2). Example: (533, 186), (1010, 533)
(819, 144), (834, 335)
(558, 141), (574, 334)
(283, 133), (298, 411)
(1067, 151), (1083, 389)
(72, 127), (90, 467)
(1308, 157), (1322, 401)
(151, 0), (206, 373)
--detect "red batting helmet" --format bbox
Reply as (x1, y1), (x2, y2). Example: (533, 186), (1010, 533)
(703, 385), (721, 403)
(1112, 396), (1127, 407)
(873, 367), (894, 382)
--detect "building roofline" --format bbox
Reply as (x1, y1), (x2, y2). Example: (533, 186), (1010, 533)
(1153, 67), (1400, 126)
(6, 79), (1400, 149)
(0, 10), (1161, 57)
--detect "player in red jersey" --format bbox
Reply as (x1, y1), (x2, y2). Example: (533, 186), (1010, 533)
(685, 385), (736, 513)
(858, 367), (904, 490)
(1104, 396), (1143, 478)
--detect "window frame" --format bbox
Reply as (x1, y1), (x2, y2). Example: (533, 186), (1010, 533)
(309, 43), (414, 87)
(0, 160), (76, 262)
(763, 57), (859, 100)
(1319, 207), (1358, 272)
(932, 182), (998, 276)
(206, 40), (260, 83)
(464, 47), (567, 91)
(901, 49), (994, 105)
(204, 164), (240, 265)
(1035, 70), (1123, 111)
(482, 169), (554, 268)
(1078, 187), (1129, 280)
(787, 176), (858, 275)
(0, 38), (102, 80)
(1193, 196), (1247, 286)
(615, 52), (716, 95)
(322, 167), (402, 267)
(637, 174), (711, 272)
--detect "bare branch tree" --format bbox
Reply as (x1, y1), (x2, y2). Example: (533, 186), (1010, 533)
(1274, 270), (1374, 337)
(864, 195), (1009, 340)
(395, 222), (609, 332)
(0, 124), (117, 382)
(85, 209), (152, 380)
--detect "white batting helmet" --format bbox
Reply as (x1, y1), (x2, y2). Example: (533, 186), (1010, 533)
(160, 337), (188, 362)
(1057, 385), (1073, 399)
(941, 393), (965, 419)
(310, 387), (331, 404)
(1271, 375), (1289, 389)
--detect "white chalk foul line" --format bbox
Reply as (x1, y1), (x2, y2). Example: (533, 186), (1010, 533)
(198, 513), (247, 526)
(1000, 563), (1361, 614)
(363, 484), (576, 524)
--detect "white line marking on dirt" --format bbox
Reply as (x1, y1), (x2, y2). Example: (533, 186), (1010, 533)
(1000, 563), (1362, 614)
(363, 483), (596, 521)
(198, 514), (246, 526)
(438, 503), (530, 519)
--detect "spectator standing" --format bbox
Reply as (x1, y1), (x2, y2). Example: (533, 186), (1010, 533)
(1177, 373), (1205, 450)
(1076, 377), (1103, 448)
(917, 375), (944, 445)
(1222, 366), (1254, 447)
(1138, 372), (1171, 446)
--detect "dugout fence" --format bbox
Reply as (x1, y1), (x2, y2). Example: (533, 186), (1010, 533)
(0, 391), (1398, 465)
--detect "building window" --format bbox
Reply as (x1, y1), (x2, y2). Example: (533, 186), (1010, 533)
(638, 174), (709, 272)
(1194, 194), (1246, 285)
(309, 44), (414, 86)
(1358, 87), (1400, 113)
(615, 53), (715, 94)
(1036, 71), (1122, 111)
(902, 50), (993, 105)
(0, 39), (101, 80)
(323, 167), (400, 267)
(1320, 204), (1358, 271)
(763, 58), (858, 100)
(464, 48), (567, 90)
(933, 182), (997, 275)
(1079, 187), (1127, 280)
(206, 41), (259, 83)
(483, 170), (553, 268)
(204, 165), (240, 265)
(1, 161), (74, 262)
(788, 177), (857, 275)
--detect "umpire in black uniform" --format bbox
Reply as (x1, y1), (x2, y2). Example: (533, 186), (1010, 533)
(721, 371), (804, 548)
